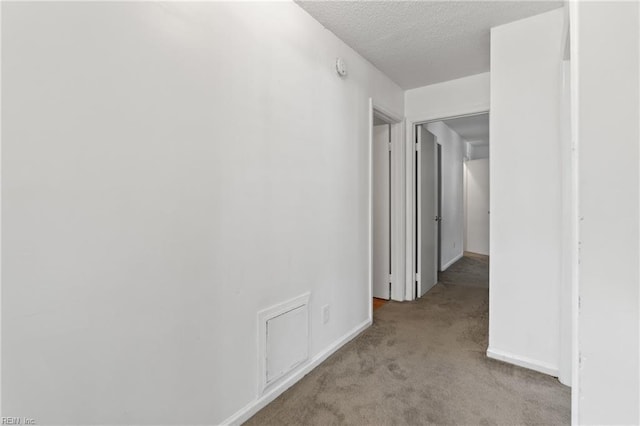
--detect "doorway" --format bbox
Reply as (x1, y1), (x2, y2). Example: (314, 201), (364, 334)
(369, 101), (403, 317)
(410, 112), (490, 300)
(372, 119), (391, 303)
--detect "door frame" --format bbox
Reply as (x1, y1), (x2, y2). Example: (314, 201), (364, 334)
(404, 107), (489, 301)
(436, 143), (443, 271)
(368, 99), (404, 322)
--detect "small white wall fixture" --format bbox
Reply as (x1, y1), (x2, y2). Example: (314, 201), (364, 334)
(257, 293), (310, 396)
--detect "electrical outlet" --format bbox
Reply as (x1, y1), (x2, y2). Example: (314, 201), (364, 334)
(322, 305), (330, 324)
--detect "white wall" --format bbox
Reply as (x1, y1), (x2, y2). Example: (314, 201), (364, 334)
(572, 1), (639, 423)
(467, 143), (489, 161)
(405, 72), (490, 122)
(465, 159), (490, 256)
(1, 2), (404, 424)
(488, 9), (564, 375)
(425, 122), (465, 270)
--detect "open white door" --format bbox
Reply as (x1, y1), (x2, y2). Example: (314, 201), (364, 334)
(373, 124), (391, 300)
(417, 125), (438, 297)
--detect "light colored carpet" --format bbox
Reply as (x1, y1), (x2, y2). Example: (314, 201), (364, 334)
(245, 255), (570, 425)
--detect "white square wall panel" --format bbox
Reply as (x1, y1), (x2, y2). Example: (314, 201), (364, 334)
(266, 305), (308, 384)
(257, 293), (310, 395)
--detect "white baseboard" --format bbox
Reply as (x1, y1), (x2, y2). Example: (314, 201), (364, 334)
(465, 249), (489, 256)
(221, 318), (372, 425)
(441, 251), (464, 271)
(486, 347), (559, 377)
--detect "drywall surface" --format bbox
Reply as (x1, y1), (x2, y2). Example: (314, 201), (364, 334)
(465, 159), (490, 256)
(489, 9), (564, 374)
(573, 1), (639, 423)
(467, 143), (489, 160)
(425, 122), (465, 269)
(1, 2), (404, 424)
(405, 72), (490, 121)
(558, 60), (573, 387)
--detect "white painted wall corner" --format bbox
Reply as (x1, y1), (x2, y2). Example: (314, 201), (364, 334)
(441, 251), (464, 271)
(487, 347), (559, 377)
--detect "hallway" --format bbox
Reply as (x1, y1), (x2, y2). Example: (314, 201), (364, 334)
(246, 255), (570, 425)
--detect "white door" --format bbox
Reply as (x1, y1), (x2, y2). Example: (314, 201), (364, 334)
(417, 125), (438, 297)
(373, 124), (390, 300)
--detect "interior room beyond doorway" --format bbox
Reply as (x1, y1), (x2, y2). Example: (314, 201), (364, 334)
(413, 112), (490, 300)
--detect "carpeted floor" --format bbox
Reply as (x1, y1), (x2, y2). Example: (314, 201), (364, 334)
(245, 254), (570, 425)
(439, 252), (490, 289)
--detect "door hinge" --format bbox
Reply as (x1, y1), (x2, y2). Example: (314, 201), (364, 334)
(389, 274), (392, 283)
(415, 143), (420, 152)
(415, 273), (420, 282)
(388, 142), (392, 152)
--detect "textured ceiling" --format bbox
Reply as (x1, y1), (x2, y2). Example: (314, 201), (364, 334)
(443, 113), (489, 145)
(296, 1), (563, 89)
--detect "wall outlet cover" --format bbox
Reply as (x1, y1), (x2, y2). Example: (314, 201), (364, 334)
(322, 305), (330, 324)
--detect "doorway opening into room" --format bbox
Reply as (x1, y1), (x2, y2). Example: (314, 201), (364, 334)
(412, 112), (490, 299)
(372, 114), (392, 313)
(370, 103), (403, 317)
